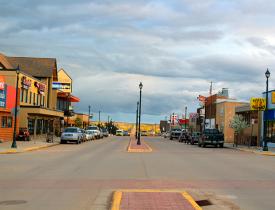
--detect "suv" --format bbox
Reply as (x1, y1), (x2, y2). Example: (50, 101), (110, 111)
(86, 126), (101, 139)
(198, 129), (224, 148)
(170, 128), (182, 140)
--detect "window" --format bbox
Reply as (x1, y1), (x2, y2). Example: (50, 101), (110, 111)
(20, 88), (24, 102)
(29, 92), (32, 104)
(33, 93), (36, 105)
(41, 96), (44, 107)
(25, 89), (28, 103)
(1, 116), (13, 128)
(37, 94), (39, 106)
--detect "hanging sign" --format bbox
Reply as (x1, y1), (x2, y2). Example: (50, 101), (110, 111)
(34, 82), (46, 95)
(250, 98), (266, 110)
(0, 76), (6, 108)
(21, 76), (32, 89)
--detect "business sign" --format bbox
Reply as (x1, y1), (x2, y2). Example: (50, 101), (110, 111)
(272, 92), (275, 104)
(0, 76), (6, 108)
(52, 82), (71, 91)
(189, 113), (199, 119)
(21, 76), (32, 89)
(34, 82), (46, 95)
(250, 98), (266, 110)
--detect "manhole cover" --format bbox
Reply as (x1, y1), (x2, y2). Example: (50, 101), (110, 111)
(196, 199), (212, 206)
(0, 200), (27, 205)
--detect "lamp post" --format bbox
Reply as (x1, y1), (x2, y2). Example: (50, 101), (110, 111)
(11, 66), (20, 148)
(263, 69), (270, 151)
(185, 106), (187, 131)
(98, 110), (101, 127)
(136, 101), (139, 139)
(137, 82), (143, 145)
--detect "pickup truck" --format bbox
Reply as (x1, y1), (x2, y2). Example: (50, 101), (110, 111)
(170, 128), (182, 140)
(198, 129), (224, 148)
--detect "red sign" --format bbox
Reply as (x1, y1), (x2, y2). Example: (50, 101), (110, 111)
(0, 76), (4, 90)
(21, 76), (32, 89)
(178, 119), (189, 125)
(34, 82), (46, 94)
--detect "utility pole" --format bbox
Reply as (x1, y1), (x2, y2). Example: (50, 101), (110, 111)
(99, 110), (101, 127)
(209, 81), (213, 129)
(185, 106), (187, 131)
(88, 105), (91, 127)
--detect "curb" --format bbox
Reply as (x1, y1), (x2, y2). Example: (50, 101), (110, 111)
(226, 146), (275, 157)
(0, 143), (60, 154)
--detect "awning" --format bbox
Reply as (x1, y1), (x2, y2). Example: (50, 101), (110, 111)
(57, 92), (80, 103)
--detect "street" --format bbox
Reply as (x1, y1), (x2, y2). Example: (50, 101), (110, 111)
(0, 136), (275, 210)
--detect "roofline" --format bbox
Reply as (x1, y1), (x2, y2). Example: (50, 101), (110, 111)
(58, 68), (73, 81)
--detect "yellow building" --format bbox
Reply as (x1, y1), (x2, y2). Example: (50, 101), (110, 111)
(0, 53), (64, 139)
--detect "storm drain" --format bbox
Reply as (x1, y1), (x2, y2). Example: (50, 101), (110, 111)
(0, 200), (27, 205)
(196, 199), (213, 207)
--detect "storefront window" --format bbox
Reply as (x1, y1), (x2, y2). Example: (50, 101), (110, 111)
(1, 116), (13, 128)
(28, 119), (34, 135)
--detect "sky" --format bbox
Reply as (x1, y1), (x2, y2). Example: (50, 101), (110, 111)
(1, 0), (275, 123)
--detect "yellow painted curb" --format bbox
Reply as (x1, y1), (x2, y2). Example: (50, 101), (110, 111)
(0, 149), (18, 154)
(0, 143), (59, 154)
(237, 148), (275, 157)
(182, 191), (202, 210)
(111, 191), (122, 210)
(111, 189), (201, 210)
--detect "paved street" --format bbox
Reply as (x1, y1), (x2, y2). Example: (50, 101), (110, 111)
(0, 136), (275, 210)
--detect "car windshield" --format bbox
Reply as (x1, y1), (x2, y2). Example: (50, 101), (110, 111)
(64, 128), (78, 133)
(87, 126), (98, 130)
(204, 129), (219, 134)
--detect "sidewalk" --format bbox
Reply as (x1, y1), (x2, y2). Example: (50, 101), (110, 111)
(111, 190), (201, 210)
(225, 143), (275, 156)
(0, 135), (60, 154)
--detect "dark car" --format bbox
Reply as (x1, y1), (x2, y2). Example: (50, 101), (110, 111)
(170, 128), (182, 140)
(179, 130), (191, 143)
(190, 132), (201, 145)
(198, 129), (224, 148)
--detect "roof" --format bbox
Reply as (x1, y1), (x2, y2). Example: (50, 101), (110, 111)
(6, 56), (57, 79)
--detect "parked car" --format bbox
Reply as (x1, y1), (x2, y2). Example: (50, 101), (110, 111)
(141, 131), (148, 136)
(81, 129), (87, 142)
(61, 127), (83, 144)
(17, 128), (31, 141)
(101, 128), (109, 137)
(98, 129), (104, 139)
(85, 130), (95, 140)
(86, 126), (101, 139)
(116, 130), (124, 136)
(179, 130), (191, 143)
(198, 129), (224, 148)
(190, 132), (201, 145)
(163, 132), (170, 138)
(170, 128), (182, 140)
(123, 131), (130, 136)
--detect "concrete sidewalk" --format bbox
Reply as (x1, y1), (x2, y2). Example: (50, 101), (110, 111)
(127, 136), (152, 152)
(0, 135), (60, 154)
(225, 143), (275, 156)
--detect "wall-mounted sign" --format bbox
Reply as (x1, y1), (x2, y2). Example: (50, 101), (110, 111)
(0, 76), (6, 108)
(21, 76), (32, 89)
(52, 82), (71, 91)
(272, 92), (275, 104)
(250, 98), (266, 110)
(34, 82), (46, 95)
(0, 76), (4, 90)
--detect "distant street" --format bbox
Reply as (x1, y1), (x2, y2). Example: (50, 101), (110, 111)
(0, 136), (275, 210)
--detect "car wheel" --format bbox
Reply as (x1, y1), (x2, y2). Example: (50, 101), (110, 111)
(219, 143), (224, 148)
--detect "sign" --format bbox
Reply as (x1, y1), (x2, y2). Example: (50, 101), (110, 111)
(34, 82), (46, 95)
(250, 98), (266, 110)
(0, 76), (4, 90)
(189, 113), (199, 119)
(21, 76), (32, 89)
(52, 82), (71, 91)
(272, 92), (275, 104)
(197, 95), (206, 103)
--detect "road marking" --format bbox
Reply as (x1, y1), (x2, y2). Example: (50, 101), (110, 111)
(111, 191), (122, 210)
(182, 191), (202, 210)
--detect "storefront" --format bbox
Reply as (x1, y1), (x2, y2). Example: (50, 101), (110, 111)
(0, 75), (17, 142)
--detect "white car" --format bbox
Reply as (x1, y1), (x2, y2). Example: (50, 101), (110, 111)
(85, 130), (95, 141)
(86, 126), (101, 139)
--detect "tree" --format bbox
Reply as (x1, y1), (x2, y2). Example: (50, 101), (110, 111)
(230, 115), (249, 147)
(105, 120), (118, 135)
(75, 117), (83, 128)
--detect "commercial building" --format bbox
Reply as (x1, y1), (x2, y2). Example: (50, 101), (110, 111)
(0, 53), (65, 140)
(216, 99), (249, 143)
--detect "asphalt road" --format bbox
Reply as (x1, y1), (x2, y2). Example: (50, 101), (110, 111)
(0, 136), (275, 210)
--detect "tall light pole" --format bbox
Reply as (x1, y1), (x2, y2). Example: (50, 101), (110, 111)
(136, 101), (139, 139)
(137, 82), (143, 145)
(11, 66), (20, 148)
(263, 69), (270, 151)
(98, 110), (101, 127)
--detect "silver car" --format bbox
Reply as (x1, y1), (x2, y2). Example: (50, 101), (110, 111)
(61, 127), (83, 144)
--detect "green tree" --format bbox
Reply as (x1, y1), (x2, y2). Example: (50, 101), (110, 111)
(75, 117), (83, 128)
(230, 115), (249, 147)
(105, 120), (118, 135)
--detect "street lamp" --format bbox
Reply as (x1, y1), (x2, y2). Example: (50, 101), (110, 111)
(185, 106), (187, 131)
(136, 101), (139, 139)
(263, 68), (270, 151)
(11, 66), (20, 148)
(137, 82), (143, 145)
(88, 105), (91, 127)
